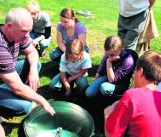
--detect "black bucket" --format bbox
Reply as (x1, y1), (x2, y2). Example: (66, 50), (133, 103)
(23, 101), (95, 137)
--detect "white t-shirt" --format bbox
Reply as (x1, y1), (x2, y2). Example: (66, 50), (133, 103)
(119, 0), (149, 17)
(59, 52), (92, 76)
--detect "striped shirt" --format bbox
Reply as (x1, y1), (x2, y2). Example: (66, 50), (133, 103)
(0, 25), (30, 74)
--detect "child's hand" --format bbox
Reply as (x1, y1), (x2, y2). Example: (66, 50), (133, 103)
(67, 76), (74, 83)
(65, 86), (71, 97)
(65, 89), (71, 97)
(108, 56), (120, 62)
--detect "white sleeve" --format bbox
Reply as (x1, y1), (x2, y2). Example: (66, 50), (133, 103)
(59, 53), (67, 72)
(82, 53), (92, 69)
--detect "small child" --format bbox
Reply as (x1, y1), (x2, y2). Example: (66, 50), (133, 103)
(49, 39), (92, 97)
(86, 36), (135, 98)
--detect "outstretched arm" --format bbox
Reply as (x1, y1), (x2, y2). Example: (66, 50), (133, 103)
(0, 72), (55, 116)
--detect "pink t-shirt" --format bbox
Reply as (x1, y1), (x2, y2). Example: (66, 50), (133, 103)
(105, 87), (161, 137)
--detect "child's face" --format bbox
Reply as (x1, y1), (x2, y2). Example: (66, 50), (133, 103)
(106, 49), (121, 57)
(68, 53), (80, 62)
(105, 48), (121, 61)
(30, 10), (39, 21)
(60, 16), (75, 29)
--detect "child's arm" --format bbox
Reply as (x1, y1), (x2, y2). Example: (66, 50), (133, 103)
(95, 73), (100, 79)
(60, 71), (71, 93)
(68, 69), (87, 82)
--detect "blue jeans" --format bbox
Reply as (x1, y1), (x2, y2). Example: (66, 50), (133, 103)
(30, 32), (51, 53)
(0, 59), (41, 115)
(49, 73), (89, 95)
(85, 76), (125, 98)
(49, 45), (89, 61)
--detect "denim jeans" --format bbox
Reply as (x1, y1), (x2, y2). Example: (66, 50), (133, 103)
(0, 59), (41, 115)
(49, 73), (89, 95)
(30, 32), (51, 53)
(49, 45), (89, 62)
(85, 76), (126, 98)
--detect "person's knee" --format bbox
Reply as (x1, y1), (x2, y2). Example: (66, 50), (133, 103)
(100, 82), (115, 96)
(77, 80), (88, 91)
(39, 39), (50, 49)
(85, 87), (97, 98)
(15, 102), (32, 115)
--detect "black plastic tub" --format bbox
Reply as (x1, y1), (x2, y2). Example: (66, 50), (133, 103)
(23, 101), (95, 137)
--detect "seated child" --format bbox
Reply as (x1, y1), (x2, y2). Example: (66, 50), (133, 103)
(85, 36), (135, 98)
(26, 1), (51, 57)
(49, 39), (92, 97)
(49, 8), (89, 62)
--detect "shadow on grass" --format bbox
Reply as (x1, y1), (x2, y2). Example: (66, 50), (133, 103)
(40, 61), (59, 79)
(88, 64), (99, 77)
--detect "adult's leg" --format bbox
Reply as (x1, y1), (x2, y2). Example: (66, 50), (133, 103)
(100, 82), (126, 96)
(122, 9), (149, 50)
(85, 76), (107, 98)
(0, 59), (41, 115)
(118, 14), (126, 41)
(49, 47), (63, 62)
(0, 87), (32, 115)
(16, 59), (41, 83)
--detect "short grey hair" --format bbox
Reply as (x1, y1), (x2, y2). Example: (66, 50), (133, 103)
(5, 8), (32, 26)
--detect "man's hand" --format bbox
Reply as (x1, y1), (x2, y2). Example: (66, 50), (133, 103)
(42, 103), (56, 116)
(25, 71), (40, 91)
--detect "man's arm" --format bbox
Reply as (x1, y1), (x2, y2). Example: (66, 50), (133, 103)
(23, 44), (40, 91)
(0, 72), (55, 115)
(0, 125), (5, 137)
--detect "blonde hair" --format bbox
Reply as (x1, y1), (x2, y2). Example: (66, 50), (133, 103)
(65, 39), (84, 61)
(26, 0), (40, 13)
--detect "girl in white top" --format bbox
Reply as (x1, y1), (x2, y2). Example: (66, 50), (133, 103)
(49, 39), (92, 97)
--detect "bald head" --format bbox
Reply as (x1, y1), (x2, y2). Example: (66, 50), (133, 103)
(5, 8), (33, 26)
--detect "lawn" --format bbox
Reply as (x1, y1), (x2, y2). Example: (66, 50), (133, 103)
(0, 0), (161, 136)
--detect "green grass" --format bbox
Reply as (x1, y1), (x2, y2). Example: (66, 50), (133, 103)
(0, 0), (161, 136)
